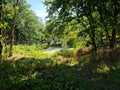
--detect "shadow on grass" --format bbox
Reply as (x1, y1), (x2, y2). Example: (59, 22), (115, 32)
(76, 53), (120, 90)
(0, 54), (120, 90)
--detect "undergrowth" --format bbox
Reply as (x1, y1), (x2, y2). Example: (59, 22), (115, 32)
(0, 45), (120, 90)
(13, 45), (46, 58)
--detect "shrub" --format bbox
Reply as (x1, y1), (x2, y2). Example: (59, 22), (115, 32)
(53, 49), (74, 58)
(75, 45), (93, 57)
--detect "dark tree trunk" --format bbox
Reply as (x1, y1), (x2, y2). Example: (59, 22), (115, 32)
(0, 29), (2, 61)
(109, 0), (118, 49)
(4, 29), (8, 58)
(0, 1), (3, 60)
(97, 3), (111, 42)
(97, 1), (118, 49)
(9, 0), (19, 57)
(90, 30), (97, 51)
(110, 29), (116, 49)
(9, 15), (16, 56)
(100, 32), (104, 46)
(15, 28), (19, 45)
(88, 12), (97, 51)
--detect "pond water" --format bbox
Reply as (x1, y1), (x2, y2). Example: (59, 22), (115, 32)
(44, 47), (74, 55)
(45, 47), (66, 54)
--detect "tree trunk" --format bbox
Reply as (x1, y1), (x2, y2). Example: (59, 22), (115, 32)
(110, 29), (116, 49)
(100, 32), (104, 46)
(0, 29), (2, 61)
(0, 1), (3, 61)
(15, 28), (19, 45)
(109, 0), (118, 49)
(9, 0), (19, 57)
(9, 16), (16, 56)
(4, 29), (8, 58)
(90, 30), (97, 51)
(0, 43), (2, 61)
(88, 12), (97, 51)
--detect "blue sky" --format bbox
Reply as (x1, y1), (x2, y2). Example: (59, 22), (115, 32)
(26, 0), (47, 21)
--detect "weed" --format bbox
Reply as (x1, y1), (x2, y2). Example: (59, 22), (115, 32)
(0, 46), (120, 90)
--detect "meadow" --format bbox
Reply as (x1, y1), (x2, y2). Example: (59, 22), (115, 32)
(0, 45), (120, 90)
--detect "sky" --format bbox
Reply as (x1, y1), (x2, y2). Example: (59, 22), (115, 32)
(26, 0), (47, 22)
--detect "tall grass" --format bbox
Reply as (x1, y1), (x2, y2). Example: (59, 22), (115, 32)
(1, 45), (120, 89)
(13, 44), (46, 58)
(0, 50), (120, 90)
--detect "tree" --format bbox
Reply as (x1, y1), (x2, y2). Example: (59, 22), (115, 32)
(0, 0), (3, 60)
(0, 0), (15, 59)
(14, 0), (44, 45)
(44, 0), (98, 50)
(0, 0), (45, 58)
(44, 0), (120, 50)
(97, 0), (120, 48)
(9, 0), (19, 56)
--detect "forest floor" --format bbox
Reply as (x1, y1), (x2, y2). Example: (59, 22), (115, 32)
(0, 45), (120, 90)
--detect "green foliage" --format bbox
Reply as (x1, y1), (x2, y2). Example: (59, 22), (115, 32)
(0, 2), (15, 29)
(1, 0), (120, 89)
(0, 0), (45, 59)
(13, 45), (46, 58)
(53, 49), (75, 58)
(14, 0), (45, 44)
(0, 49), (120, 90)
(44, 0), (120, 49)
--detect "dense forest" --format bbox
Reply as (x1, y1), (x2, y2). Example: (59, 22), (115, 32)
(45, 0), (120, 49)
(0, 0), (120, 90)
(0, 0), (45, 58)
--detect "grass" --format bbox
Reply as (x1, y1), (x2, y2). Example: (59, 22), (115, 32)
(52, 49), (75, 58)
(13, 45), (46, 59)
(0, 45), (120, 90)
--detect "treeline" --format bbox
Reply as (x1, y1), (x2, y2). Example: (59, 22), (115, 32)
(44, 0), (120, 50)
(0, 0), (44, 59)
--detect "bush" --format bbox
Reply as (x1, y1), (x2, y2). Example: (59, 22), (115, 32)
(53, 49), (74, 57)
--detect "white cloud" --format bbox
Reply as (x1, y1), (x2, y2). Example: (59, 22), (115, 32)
(34, 10), (48, 20)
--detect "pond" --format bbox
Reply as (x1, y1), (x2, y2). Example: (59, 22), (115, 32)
(45, 47), (66, 54)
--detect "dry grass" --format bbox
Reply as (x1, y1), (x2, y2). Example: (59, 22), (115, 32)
(75, 46), (120, 61)
(7, 53), (30, 60)
(75, 45), (93, 57)
(97, 47), (120, 61)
